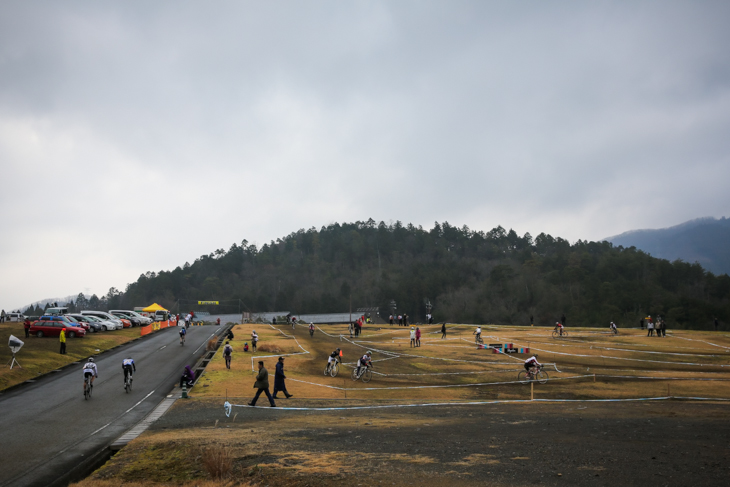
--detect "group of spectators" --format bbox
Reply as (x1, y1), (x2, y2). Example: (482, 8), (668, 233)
(389, 314), (410, 326)
(641, 316), (667, 337)
(348, 315), (366, 337)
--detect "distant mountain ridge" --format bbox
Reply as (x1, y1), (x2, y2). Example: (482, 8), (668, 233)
(605, 217), (730, 276)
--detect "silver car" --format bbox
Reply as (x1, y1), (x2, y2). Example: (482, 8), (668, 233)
(80, 311), (123, 330)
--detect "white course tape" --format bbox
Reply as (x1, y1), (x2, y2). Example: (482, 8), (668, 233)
(223, 395), (730, 415)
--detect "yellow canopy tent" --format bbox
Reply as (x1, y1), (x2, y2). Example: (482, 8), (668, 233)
(142, 303), (168, 312)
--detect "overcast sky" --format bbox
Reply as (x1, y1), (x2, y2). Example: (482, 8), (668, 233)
(1, 1), (729, 308)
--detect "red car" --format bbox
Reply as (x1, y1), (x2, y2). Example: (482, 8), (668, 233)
(29, 316), (87, 338)
(119, 318), (132, 328)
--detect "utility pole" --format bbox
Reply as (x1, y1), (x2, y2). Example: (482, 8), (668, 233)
(349, 293), (352, 323)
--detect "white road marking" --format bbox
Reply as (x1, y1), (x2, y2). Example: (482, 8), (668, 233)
(124, 390), (155, 414)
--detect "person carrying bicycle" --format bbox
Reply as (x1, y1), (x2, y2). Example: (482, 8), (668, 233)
(554, 322), (564, 336)
(473, 326), (482, 343)
(309, 323), (315, 336)
(356, 351), (373, 377)
(326, 348), (341, 374)
(122, 357), (136, 387)
(179, 325), (187, 344)
(83, 357), (98, 395)
(524, 354), (541, 376)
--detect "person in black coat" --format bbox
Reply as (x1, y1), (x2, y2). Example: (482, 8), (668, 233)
(272, 357), (292, 399)
(441, 322), (446, 339)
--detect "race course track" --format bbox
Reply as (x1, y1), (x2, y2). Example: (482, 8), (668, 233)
(0, 324), (223, 487)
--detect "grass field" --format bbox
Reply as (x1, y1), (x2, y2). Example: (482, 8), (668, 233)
(193, 322), (730, 403)
(0, 322), (141, 391)
(71, 322), (730, 487)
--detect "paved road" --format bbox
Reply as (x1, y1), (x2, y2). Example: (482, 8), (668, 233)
(0, 325), (223, 487)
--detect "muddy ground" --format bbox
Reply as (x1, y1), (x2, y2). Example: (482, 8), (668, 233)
(87, 398), (730, 487)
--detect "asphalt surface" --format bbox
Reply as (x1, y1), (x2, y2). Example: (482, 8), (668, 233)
(0, 324), (224, 487)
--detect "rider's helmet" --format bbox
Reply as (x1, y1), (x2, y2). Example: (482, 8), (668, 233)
(336, 348), (341, 352)
(252, 330), (256, 333)
(88, 357), (95, 362)
(366, 351), (372, 355)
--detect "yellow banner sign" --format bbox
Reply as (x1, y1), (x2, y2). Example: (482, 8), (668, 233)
(198, 301), (219, 305)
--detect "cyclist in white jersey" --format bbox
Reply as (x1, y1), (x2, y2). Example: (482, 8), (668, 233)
(122, 357), (136, 387)
(83, 357), (98, 395)
(473, 326), (482, 342)
(524, 355), (540, 374)
(356, 351), (372, 377)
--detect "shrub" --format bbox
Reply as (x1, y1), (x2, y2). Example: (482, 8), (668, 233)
(256, 343), (281, 353)
(201, 445), (232, 479)
(206, 338), (217, 351)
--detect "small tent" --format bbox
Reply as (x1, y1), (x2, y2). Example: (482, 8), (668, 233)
(142, 303), (168, 312)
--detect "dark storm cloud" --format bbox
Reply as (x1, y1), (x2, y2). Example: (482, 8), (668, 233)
(1, 1), (729, 307)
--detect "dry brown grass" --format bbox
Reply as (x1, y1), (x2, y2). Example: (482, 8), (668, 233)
(255, 343), (281, 353)
(206, 338), (217, 351)
(71, 480), (249, 487)
(201, 445), (232, 479)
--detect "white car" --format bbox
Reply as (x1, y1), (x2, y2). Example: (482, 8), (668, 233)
(109, 309), (153, 326)
(74, 314), (116, 332)
(80, 311), (123, 330)
(4, 312), (26, 322)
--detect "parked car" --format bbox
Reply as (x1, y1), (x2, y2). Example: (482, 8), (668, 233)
(29, 316), (86, 338)
(45, 307), (69, 316)
(79, 311), (123, 330)
(67, 314), (102, 333)
(109, 310), (153, 326)
(63, 315), (91, 332)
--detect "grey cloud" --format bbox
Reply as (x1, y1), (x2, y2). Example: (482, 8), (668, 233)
(1, 1), (729, 307)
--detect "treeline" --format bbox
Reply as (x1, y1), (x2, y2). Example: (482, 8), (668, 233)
(36, 220), (730, 329)
(24, 290), (124, 317)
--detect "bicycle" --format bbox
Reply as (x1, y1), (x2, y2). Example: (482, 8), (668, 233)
(517, 365), (549, 384)
(609, 327), (618, 335)
(84, 376), (93, 400)
(324, 359), (340, 377)
(125, 372), (133, 393)
(552, 329), (568, 338)
(475, 335), (484, 345)
(351, 365), (372, 383)
(180, 333), (186, 345)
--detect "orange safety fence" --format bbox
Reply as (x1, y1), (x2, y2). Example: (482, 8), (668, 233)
(140, 319), (177, 336)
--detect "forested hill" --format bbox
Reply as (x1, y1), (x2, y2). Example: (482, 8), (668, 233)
(605, 217), (730, 276)
(50, 220), (730, 329)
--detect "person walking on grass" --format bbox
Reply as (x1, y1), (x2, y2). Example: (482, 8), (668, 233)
(410, 326), (416, 347)
(415, 327), (421, 347)
(272, 357), (293, 399)
(223, 341), (233, 369)
(248, 361), (276, 407)
(59, 327), (67, 355)
(441, 322), (446, 339)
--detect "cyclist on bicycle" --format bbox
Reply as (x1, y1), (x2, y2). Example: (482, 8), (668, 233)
(524, 354), (541, 376)
(356, 351), (373, 377)
(179, 326), (187, 343)
(610, 322), (617, 333)
(326, 348), (341, 373)
(83, 357), (98, 395)
(473, 326), (482, 343)
(554, 322), (564, 336)
(122, 357), (136, 387)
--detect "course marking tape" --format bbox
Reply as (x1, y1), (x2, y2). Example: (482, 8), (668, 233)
(223, 395), (730, 415)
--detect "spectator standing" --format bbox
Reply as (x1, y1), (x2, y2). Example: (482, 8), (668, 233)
(272, 317), (277, 325)
(251, 330), (258, 352)
(59, 328), (67, 354)
(403, 314), (408, 327)
(660, 319), (667, 337)
(640, 318), (645, 330)
(0, 309), (5, 322)
(647, 319), (654, 337)
(410, 327), (416, 347)
(24, 318), (31, 338)
(428, 314), (433, 324)
(398, 315), (403, 326)
(223, 341), (233, 369)
(226, 329), (234, 341)
(248, 361), (276, 407)
(348, 322), (354, 338)
(389, 315), (394, 326)
(441, 322), (446, 339)
(272, 357), (293, 399)
(415, 327), (421, 347)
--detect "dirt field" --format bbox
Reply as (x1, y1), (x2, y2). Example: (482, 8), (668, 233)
(73, 322), (730, 486)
